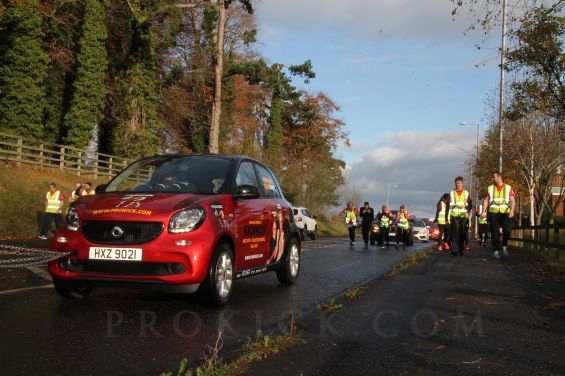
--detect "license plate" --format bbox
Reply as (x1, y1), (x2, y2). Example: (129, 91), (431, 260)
(89, 247), (142, 261)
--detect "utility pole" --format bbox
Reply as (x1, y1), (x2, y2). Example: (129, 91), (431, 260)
(498, 0), (507, 172)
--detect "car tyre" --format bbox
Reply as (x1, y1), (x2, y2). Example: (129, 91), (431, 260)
(276, 237), (300, 284)
(201, 243), (234, 306)
(299, 228), (306, 241)
(309, 227), (317, 240)
(53, 278), (93, 298)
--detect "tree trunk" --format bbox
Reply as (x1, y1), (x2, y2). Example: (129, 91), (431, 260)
(209, 0), (225, 154)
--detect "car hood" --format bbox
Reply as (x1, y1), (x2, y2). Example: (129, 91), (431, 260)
(73, 193), (211, 219)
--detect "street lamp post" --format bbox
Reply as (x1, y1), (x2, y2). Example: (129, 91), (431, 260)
(386, 184), (398, 207)
(459, 122), (480, 238)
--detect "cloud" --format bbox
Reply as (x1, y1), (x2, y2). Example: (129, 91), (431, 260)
(255, 0), (475, 41)
(339, 130), (475, 218)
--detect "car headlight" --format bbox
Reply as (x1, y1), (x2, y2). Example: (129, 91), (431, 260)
(65, 207), (80, 231)
(169, 207), (206, 233)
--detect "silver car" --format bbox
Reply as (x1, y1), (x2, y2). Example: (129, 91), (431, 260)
(411, 220), (430, 242)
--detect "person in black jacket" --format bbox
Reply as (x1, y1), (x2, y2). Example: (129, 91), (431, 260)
(359, 201), (374, 248)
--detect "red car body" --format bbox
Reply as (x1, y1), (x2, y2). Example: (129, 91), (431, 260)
(48, 154), (301, 305)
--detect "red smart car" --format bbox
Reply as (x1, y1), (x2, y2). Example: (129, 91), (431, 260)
(48, 154), (302, 305)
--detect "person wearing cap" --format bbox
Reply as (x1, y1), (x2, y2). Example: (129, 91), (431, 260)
(38, 182), (64, 240)
(359, 201), (374, 248)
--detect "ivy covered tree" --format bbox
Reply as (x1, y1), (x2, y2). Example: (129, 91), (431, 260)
(0, 0), (48, 139)
(62, 0), (108, 150)
(105, 0), (181, 158)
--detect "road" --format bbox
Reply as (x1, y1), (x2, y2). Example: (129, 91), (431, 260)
(0, 237), (431, 376)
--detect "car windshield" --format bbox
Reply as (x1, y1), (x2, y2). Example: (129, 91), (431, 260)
(413, 221), (426, 228)
(104, 155), (232, 194)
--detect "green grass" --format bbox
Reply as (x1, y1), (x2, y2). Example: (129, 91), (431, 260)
(0, 162), (107, 239)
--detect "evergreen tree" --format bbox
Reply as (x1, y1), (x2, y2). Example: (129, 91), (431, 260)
(0, 0), (48, 139)
(63, 0), (108, 150)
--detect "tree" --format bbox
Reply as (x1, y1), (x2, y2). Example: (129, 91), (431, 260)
(503, 113), (565, 224)
(107, 0), (181, 158)
(505, 6), (565, 122)
(207, 0), (253, 154)
(0, 0), (48, 139)
(62, 0), (108, 150)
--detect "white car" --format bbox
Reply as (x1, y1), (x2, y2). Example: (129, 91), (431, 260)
(293, 206), (318, 240)
(411, 220), (430, 242)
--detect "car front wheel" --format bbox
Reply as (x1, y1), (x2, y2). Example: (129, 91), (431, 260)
(309, 227), (317, 240)
(201, 243), (234, 306)
(276, 237), (300, 284)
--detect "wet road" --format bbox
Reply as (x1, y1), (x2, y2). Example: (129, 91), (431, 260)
(0, 238), (431, 375)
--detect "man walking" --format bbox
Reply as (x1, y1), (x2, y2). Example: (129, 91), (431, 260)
(359, 201), (374, 248)
(38, 182), (64, 239)
(449, 176), (473, 256)
(482, 171), (515, 258)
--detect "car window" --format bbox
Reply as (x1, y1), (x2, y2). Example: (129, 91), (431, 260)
(236, 161), (259, 191)
(105, 155), (231, 194)
(254, 163), (282, 198)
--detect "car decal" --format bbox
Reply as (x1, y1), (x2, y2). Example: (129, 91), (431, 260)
(92, 208), (153, 216)
(211, 204), (229, 228)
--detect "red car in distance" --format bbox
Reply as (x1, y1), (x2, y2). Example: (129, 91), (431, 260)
(424, 219), (440, 240)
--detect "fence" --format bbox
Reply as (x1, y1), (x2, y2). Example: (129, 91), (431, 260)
(510, 224), (564, 259)
(0, 132), (129, 179)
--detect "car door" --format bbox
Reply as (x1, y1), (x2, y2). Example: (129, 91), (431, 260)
(233, 160), (272, 271)
(254, 162), (289, 265)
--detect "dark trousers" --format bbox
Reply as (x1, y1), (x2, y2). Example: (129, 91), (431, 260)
(361, 224), (371, 245)
(379, 226), (390, 246)
(449, 216), (468, 252)
(488, 212), (512, 251)
(40, 212), (63, 236)
(438, 223), (449, 245)
(396, 228), (409, 245)
(347, 225), (356, 242)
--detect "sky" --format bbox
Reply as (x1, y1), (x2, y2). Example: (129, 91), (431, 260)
(253, 0), (505, 219)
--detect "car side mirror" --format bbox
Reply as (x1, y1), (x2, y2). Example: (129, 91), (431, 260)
(234, 184), (260, 199)
(95, 184), (107, 194)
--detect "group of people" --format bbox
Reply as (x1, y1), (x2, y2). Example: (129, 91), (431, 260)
(339, 201), (413, 250)
(340, 170), (515, 259)
(38, 181), (95, 240)
(434, 171), (515, 258)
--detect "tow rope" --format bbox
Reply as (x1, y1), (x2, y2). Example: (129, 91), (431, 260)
(0, 244), (70, 269)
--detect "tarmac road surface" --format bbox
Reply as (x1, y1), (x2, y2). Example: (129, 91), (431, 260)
(246, 244), (565, 375)
(0, 237), (429, 375)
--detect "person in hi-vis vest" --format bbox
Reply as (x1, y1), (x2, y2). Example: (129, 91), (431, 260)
(434, 193), (451, 252)
(481, 171), (515, 258)
(339, 201), (359, 247)
(39, 182), (64, 240)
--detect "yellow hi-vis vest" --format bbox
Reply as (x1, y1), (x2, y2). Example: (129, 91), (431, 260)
(397, 213), (410, 230)
(46, 191), (63, 213)
(437, 201), (448, 225)
(450, 190), (469, 217)
(488, 184), (511, 213)
(344, 209), (357, 225)
(379, 214), (391, 228)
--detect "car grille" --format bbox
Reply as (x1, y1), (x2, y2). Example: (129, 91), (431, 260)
(59, 260), (184, 276)
(82, 221), (164, 245)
